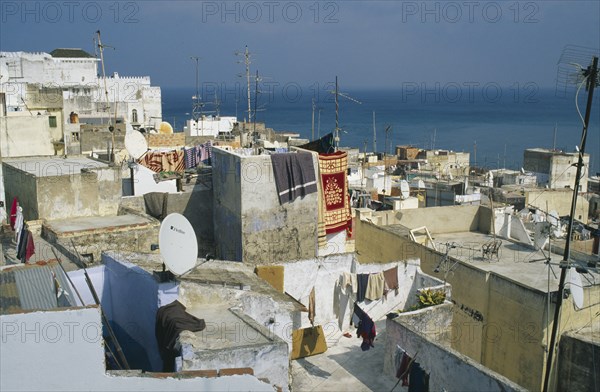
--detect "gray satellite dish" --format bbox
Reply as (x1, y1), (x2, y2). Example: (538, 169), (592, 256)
(124, 130), (148, 160)
(568, 269), (584, 309)
(159, 213), (198, 276)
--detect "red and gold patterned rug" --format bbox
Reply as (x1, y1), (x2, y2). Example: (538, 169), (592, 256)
(318, 151), (352, 234)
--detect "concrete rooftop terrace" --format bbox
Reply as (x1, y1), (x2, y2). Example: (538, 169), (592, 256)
(44, 215), (156, 235)
(105, 251), (302, 308)
(432, 231), (598, 292)
(4, 156), (108, 177)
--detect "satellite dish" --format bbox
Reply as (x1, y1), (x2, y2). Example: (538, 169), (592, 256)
(400, 180), (410, 199)
(159, 121), (174, 134)
(124, 130), (148, 160)
(568, 268), (584, 309)
(0, 63), (9, 84)
(159, 213), (198, 276)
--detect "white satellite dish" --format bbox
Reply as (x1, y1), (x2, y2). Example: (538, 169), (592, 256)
(124, 130), (148, 160)
(400, 180), (410, 199)
(568, 268), (584, 309)
(159, 213), (198, 276)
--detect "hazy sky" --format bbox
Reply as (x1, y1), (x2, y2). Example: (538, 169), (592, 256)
(1, 1), (598, 89)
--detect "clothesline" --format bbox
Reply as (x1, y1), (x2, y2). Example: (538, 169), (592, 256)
(340, 265), (400, 303)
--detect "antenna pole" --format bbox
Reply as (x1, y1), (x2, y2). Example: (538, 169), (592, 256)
(373, 111), (377, 153)
(542, 55), (598, 392)
(245, 46), (251, 124)
(335, 76), (339, 151)
(96, 30), (110, 126)
(253, 69), (259, 146)
(318, 108), (322, 138)
(553, 123), (557, 150)
(311, 99), (315, 141)
(190, 56), (201, 123)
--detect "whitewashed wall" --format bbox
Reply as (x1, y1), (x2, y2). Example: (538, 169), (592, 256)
(0, 307), (275, 391)
(282, 253), (435, 345)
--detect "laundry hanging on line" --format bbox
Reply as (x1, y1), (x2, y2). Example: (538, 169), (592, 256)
(340, 266), (399, 303)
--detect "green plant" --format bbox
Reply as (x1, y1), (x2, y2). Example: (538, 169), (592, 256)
(415, 288), (446, 309)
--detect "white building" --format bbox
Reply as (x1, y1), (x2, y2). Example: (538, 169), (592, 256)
(184, 115), (237, 137)
(523, 148), (589, 191)
(0, 49), (162, 151)
(0, 48), (163, 222)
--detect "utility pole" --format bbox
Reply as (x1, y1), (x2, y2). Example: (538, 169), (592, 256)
(542, 55), (598, 392)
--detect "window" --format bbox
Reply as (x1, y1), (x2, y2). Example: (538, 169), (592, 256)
(132, 109), (138, 123)
(49, 116), (57, 128)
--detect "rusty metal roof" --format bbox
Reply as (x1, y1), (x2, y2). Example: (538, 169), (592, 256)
(0, 261), (76, 315)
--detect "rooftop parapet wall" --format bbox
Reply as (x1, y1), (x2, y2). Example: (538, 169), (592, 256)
(384, 304), (527, 392)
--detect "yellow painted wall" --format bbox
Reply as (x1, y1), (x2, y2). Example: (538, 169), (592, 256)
(354, 216), (600, 391)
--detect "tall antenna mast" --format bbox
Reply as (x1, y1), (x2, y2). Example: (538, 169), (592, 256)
(245, 46), (251, 123)
(311, 98), (316, 141)
(190, 56), (201, 123)
(253, 69), (259, 145)
(96, 30), (116, 162)
(335, 76), (339, 149)
(235, 46), (252, 124)
(543, 55), (598, 392)
(372, 111), (377, 153)
(552, 123), (557, 150)
(96, 30), (111, 125)
(331, 76), (362, 151)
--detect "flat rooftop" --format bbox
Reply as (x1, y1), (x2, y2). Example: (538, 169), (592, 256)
(104, 251), (302, 311)
(4, 156), (108, 177)
(181, 305), (271, 350)
(431, 231), (598, 292)
(44, 215), (156, 235)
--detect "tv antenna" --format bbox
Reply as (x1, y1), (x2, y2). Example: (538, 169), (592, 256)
(543, 52), (598, 392)
(329, 76), (362, 150)
(235, 46), (252, 123)
(372, 111), (377, 154)
(190, 56), (203, 123)
(96, 30), (116, 161)
(433, 242), (459, 286)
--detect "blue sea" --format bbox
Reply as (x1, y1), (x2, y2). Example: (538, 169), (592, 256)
(162, 86), (600, 174)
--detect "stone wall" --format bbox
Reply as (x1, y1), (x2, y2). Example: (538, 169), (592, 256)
(212, 147), (318, 263)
